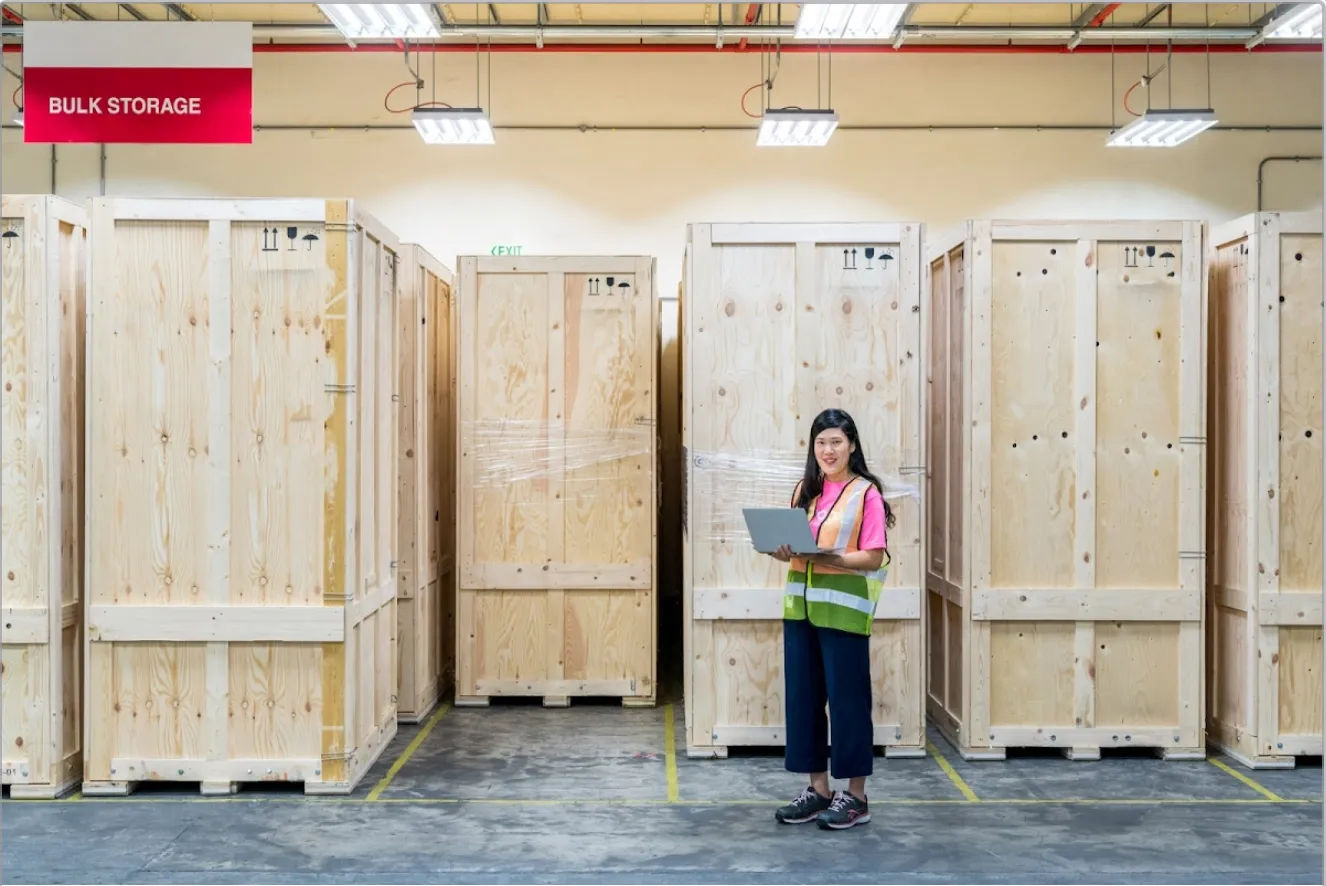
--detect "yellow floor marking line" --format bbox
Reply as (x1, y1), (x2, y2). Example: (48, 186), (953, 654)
(928, 740), (980, 802)
(4, 796), (1316, 807)
(1208, 758), (1286, 802)
(366, 701), (451, 802)
(664, 704), (680, 804)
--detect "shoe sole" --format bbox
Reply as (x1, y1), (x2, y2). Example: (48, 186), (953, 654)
(816, 813), (871, 830)
(775, 811), (827, 825)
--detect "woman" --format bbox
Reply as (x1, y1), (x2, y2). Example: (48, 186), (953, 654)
(768, 408), (894, 831)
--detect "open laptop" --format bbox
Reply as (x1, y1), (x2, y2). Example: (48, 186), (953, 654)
(742, 508), (832, 556)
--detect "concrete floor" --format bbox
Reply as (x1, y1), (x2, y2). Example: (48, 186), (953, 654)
(2, 699), (1322, 885)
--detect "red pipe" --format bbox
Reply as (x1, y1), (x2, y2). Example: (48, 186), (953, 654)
(1, 41), (1319, 55)
(2, 7), (23, 25)
(737, 3), (761, 51)
(1088, 3), (1122, 28)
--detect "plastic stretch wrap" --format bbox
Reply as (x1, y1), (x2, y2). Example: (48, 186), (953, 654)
(685, 448), (920, 545)
(467, 418), (655, 488)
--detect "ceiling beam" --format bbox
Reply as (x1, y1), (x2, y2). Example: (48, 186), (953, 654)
(1252, 3), (1300, 27)
(63, 4), (96, 20)
(119, 3), (149, 20)
(1071, 4), (1109, 28)
(1136, 4), (1170, 26)
(487, 3), (500, 25)
(162, 3), (195, 21)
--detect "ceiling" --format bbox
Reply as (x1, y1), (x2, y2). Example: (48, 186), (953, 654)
(0, 2), (1317, 47)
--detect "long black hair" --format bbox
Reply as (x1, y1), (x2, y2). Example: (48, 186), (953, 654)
(794, 408), (896, 530)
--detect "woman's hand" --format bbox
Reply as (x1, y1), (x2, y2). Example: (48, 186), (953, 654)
(770, 544), (794, 563)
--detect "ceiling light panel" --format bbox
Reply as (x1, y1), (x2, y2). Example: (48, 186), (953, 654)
(794, 4), (909, 40)
(1106, 109), (1218, 148)
(318, 4), (440, 40)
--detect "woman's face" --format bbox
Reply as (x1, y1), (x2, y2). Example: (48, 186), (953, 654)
(814, 427), (854, 477)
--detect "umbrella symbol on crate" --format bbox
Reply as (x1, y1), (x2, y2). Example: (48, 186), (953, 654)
(1, 229), (17, 248)
(303, 233), (320, 251)
(617, 281), (631, 294)
(1159, 250), (1176, 276)
(877, 251), (894, 271)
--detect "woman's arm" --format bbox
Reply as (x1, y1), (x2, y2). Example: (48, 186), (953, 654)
(808, 549), (885, 572)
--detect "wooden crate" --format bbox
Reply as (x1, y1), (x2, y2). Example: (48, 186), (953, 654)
(1207, 211), (1323, 769)
(455, 256), (658, 708)
(1, 196), (88, 798)
(926, 219), (1208, 762)
(83, 198), (400, 795)
(681, 222), (927, 759)
(396, 244), (456, 723)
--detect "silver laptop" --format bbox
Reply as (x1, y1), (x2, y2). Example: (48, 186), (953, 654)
(742, 508), (831, 556)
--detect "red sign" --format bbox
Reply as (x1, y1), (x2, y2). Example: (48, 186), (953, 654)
(22, 21), (253, 144)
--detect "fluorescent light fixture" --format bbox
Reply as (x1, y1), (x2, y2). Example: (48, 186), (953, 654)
(318, 4), (440, 40)
(794, 4), (908, 40)
(413, 107), (495, 145)
(1267, 3), (1323, 39)
(1106, 109), (1217, 148)
(757, 109), (840, 147)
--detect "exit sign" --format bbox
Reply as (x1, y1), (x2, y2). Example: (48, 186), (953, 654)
(490, 245), (523, 256)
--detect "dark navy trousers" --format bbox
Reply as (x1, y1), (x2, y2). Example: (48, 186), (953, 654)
(783, 616), (875, 779)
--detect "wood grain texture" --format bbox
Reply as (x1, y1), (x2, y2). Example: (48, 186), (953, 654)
(1207, 213), (1323, 767)
(682, 222), (926, 756)
(83, 198), (399, 795)
(927, 220), (1207, 759)
(396, 245), (455, 723)
(1, 195), (87, 798)
(455, 256), (657, 704)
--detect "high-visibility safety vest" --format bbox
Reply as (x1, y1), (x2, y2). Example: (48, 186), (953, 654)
(783, 476), (891, 636)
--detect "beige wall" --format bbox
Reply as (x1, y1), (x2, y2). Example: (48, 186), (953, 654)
(0, 46), (1319, 613)
(2, 49), (1321, 301)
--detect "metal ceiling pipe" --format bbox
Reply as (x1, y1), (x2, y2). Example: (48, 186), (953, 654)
(0, 22), (1274, 43)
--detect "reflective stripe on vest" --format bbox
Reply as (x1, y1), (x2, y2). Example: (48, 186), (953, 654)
(783, 476), (890, 636)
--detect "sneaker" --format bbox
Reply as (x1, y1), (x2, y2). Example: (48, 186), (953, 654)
(774, 786), (833, 824)
(816, 791), (871, 830)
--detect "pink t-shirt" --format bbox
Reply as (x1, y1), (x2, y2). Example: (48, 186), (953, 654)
(808, 480), (888, 552)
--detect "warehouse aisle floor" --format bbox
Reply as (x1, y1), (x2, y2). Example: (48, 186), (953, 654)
(2, 697), (1321, 885)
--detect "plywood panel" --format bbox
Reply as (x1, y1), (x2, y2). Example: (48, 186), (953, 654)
(396, 245), (455, 723)
(683, 222), (926, 757)
(1, 195), (87, 798)
(927, 220), (1206, 761)
(1207, 213), (1322, 767)
(456, 256), (657, 705)
(84, 198), (398, 795)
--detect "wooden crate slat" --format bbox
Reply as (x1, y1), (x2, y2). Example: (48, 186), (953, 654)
(454, 255), (658, 706)
(83, 197), (399, 795)
(925, 219), (1208, 761)
(1207, 211), (1323, 768)
(1, 195), (87, 799)
(681, 221), (927, 759)
(396, 244), (456, 724)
